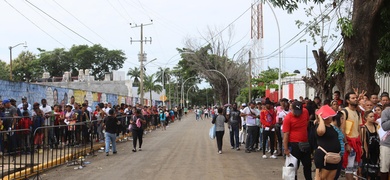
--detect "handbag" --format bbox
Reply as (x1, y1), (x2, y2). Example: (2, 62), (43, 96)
(318, 146), (341, 166)
(298, 142), (311, 153)
(209, 124), (216, 139)
(282, 155), (297, 180)
(363, 163), (379, 175)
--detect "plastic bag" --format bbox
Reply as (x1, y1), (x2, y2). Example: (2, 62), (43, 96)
(283, 155), (297, 180)
(209, 125), (216, 139)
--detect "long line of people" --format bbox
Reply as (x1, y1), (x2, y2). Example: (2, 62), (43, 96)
(0, 96), (183, 157)
(207, 90), (390, 180)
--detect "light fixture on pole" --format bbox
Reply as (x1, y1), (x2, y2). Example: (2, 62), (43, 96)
(266, 1), (282, 100)
(186, 86), (195, 109)
(9, 41), (27, 80)
(181, 76), (196, 108)
(206, 69), (230, 105)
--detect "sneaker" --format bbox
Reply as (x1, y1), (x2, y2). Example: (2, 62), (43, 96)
(138, 148), (142, 151)
(270, 155), (277, 159)
(218, 151), (222, 154)
(236, 147), (240, 151)
(245, 149), (251, 153)
(262, 155), (268, 159)
(113, 151), (117, 154)
(106, 152), (109, 156)
(231, 146), (234, 149)
(273, 150), (278, 154)
(132, 149), (136, 152)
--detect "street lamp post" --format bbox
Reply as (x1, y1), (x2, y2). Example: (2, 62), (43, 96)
(9, 42), (27, 80)
(266, 1), (282, 99)
(181, 76), (196, 108)
(186, 86), (195, 109)
(206, 69), (230, 105)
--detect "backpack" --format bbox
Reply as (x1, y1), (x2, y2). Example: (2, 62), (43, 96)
(342, 108), (360, 120)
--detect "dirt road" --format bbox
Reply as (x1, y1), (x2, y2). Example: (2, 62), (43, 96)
(42, 115), (299, 180)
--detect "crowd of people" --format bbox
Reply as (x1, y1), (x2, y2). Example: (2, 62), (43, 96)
(206, 90), (390, 180)
(0, 96), (183, 156)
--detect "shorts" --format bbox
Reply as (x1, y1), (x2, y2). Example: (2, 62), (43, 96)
(380, 145), (390, 173)
(345, 149), (358, 174)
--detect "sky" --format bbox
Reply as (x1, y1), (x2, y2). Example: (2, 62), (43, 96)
(0, 0), (340, 86)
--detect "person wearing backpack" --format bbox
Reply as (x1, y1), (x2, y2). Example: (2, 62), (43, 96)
(361, 111), (380, 179)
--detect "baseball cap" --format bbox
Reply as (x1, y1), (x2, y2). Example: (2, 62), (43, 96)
(2, 99), (10, 104)
(292, 101), (303, 116)
(22, 96), (27, 100)
(241, 103), (247, 107)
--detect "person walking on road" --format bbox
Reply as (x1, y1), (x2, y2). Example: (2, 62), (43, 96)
(159, 110), (167, 131)
(130, 109), (146, 152)
(103, 109), (119, 156)
(227, 103), (241, 150)
(212, 107), (228, 154)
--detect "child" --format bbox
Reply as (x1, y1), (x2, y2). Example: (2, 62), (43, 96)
(18, 111), (32, 153)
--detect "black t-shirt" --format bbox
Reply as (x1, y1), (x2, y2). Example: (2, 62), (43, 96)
(4, 107), (18, 129)
(104, 116), (118, 134)
(314, 124), (341, 169)
(229, 110), (241, 127)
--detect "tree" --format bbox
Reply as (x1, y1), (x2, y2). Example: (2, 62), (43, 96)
(141, 74), (163, 103)
(155, 67), (171, 87)
(270, 0), (387, 95)
(127, 67), (140, 87)
(0, 60), (10, 80)
(69, 44), (126, 80)
(38, 48), (73, 79)
(12, 51), (42, 82)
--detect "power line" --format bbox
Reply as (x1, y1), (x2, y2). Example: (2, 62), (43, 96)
(53, 0), (117, 48)
(4, 0), (67, 48)
(25, 0), (94, 45)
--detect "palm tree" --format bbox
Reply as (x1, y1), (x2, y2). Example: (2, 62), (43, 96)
(138, 74), (162, 104)
(127, 67), (140, 86)
(155, 67), (171, 87)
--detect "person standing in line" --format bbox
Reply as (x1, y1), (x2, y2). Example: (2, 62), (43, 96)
(283, 101), (312, 180)
(241, 101), (260, 153)
(103, 109), (118, 156)
(227, 103), (241, 150)
(360, 111), (380, 179)
(332, 111), (345, 180)
(239, 104), (247, 146)
(212, 107), (227, 154)
(277, 99), (290, 156)
(130, 109), (146, 152)
(261, 99), (277, 159)
(341, 92), (364, 180)
(379, 95), (390, 180)
(314, 107), (340, 180)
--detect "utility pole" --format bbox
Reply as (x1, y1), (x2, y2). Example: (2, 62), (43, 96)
(130, 21), (152, 105)
(248, 51), (252, 102)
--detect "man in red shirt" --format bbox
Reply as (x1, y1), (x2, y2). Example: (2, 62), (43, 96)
(260, 99), (277, 159)
(283, 101), (312, 180)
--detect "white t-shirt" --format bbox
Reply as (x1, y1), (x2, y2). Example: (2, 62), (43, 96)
(240, 108), (246, 126)
(18, 103), (32, 111)
(278, 110), (290, 130)
(40, 105), (53, 126)
(242, 107), (259, 126)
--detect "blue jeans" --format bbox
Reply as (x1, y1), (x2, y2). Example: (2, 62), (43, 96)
(105, 132), (117, 153)
(196, 114), (200, 120)
(229, 126), (240, 148)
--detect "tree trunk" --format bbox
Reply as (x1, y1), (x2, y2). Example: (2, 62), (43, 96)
(343, 0), (384, 95)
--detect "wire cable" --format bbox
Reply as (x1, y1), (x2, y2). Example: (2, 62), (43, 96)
(4, 0), (67, 48)
(25, 0), (94, 44)
(53, 0), (118, 48)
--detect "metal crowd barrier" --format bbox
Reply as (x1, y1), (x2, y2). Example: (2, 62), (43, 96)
(0, 113), (133, 180)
